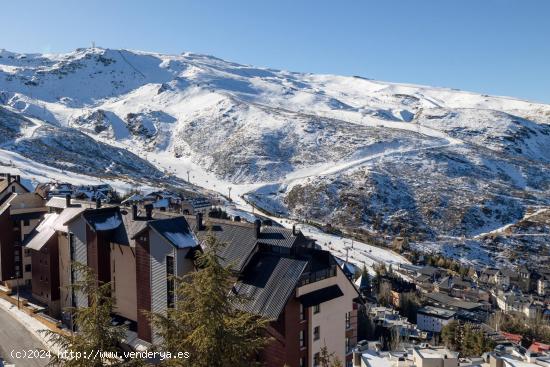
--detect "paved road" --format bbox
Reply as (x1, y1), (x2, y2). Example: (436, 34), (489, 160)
(0, 307), (47, 367)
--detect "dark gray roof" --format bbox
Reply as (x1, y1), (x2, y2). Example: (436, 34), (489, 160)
(119, 209), (148, 245)
(425, 292), (482, 311)
(82, 208), (125, 231)
(186, 216), (258, 272)
(148, 217), (197, 249)
(0, 193), (16, 215)
(257, 226), (305, 249)
(233, 253), (307, 320)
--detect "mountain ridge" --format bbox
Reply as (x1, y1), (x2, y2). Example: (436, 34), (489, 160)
(1, 47), (549, 245)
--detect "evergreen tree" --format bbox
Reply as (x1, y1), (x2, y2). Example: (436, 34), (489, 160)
(319, 344), (343, 367)
(359, 265), (371, 297)
(151, 231), (269, 367)
(43, 263), (138, 367)
(398, 292), (420, 323)
(441, 320), (460, 351)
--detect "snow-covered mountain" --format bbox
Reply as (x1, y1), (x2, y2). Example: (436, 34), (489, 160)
(1, 47), (549, 239)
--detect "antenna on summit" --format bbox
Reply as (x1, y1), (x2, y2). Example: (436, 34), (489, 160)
(92, 41), (95, 49)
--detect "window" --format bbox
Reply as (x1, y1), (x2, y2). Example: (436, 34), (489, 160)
(345, 311), (351, 329)
(23, 219), (30, 226)
(25, 263), (32, 272)
(11, 186), (15, 192)
(314, 352), (320, 367)
(346, 337), (351, 353)
(300, 357), (306, 367)
(69, 232), (75, 261)
(300, 303), (306, 321)
(314, 304), (320, 314)
(313, 326), (320, 341)
(166, 255), (175, 308)
(299, 330), (306, 348)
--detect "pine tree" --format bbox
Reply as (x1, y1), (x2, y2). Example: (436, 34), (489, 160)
(43, 263), (138, 367)
(151, 231), (270, 367)
(441, 320), (459, 351)
(319, 344), (343, 367)
(359, 265), (371, 297)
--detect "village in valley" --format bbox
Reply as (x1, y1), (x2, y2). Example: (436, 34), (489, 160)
(1, 171), (549, 367)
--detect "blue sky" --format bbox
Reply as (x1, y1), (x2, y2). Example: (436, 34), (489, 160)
(1, 0), (549, 102)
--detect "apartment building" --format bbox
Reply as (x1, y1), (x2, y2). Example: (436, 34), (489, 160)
(24, 199), (200, 344)
(23, 202), (361, 362)
(186, 215), (361, 367)
(417, 306), (456, 333)
(0, 173), (46, 288)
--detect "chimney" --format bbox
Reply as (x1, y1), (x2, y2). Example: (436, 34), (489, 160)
(6, 173), (11, 183)
(292, 224), (298, 236)
(15, 175), (20, 183)
(95, 198), (101, 209)
(196, 212), (203, 230)
(65, 194), (71, 207)
(254, 219), (261, 239)
(145, 204), (153, 220)
(132, 205), (138, 220)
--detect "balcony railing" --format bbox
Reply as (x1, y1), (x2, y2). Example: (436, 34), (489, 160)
(298, 265), (337, 287)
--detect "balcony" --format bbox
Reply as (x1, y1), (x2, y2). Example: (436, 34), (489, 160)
(297, 265), (337, 287)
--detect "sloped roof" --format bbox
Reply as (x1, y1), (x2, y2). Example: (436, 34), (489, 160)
(0, 193), (17, 215)
(148, 217), (197, 249)
(257, 226), (305, 249)
(121, 193), (143, 204)
(57, 206), (87, 231)
(233, 253), (307, 320)
(83, 208), (122, 231)
(120, 209), (147, 244)
(186, 216), (258, 272)
(25, 213), (59, 250)
(0, 179), (29, 196)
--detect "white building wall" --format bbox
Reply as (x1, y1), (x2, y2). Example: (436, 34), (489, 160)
(299, 266), (358, 365)
(149, 230), (174, 344)
(417, 314), (452, 333)
(111, 243), (137, 321)
(68, 216), (88, 308)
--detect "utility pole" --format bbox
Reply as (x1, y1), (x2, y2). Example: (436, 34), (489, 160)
(16, 275), (20, 309)
(11, 272), (20, 309)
